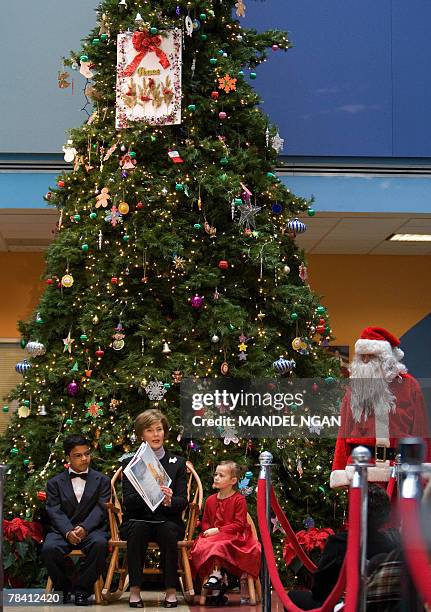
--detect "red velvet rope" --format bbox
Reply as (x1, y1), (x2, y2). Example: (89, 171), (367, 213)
(343, 487), (361, 612)
(400, 497), (431, 606)
(270, 487), (317, 572)
(386, 475), (397, 501)
(257, 479), (346, 612)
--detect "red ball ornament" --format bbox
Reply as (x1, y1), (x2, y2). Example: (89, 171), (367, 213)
(37, 491), (47, 502)
(136, 202), (143, 209)
(111, 277), (118, 284)
(46, 278), (54, 285)
(218, 111), (227, 120)
(95, 348), (105, 358)
(272, 44), (279, 51)
(316, 324), (326, 334)
(57, 180), (65, 188)
(211, 91), (219, 100)
(218, 260), (229, 270)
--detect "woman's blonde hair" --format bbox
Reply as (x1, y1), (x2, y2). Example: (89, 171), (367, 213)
(218, 460), (243, 481)
(134, 409), (169, 440)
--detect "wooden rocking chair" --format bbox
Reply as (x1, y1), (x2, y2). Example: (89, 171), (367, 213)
(199, 514), (262, 606)
(102, 461), (203, 603)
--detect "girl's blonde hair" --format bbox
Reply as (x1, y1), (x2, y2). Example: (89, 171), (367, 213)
(218, 460), (243, 481)
(134, 409), (169, 440)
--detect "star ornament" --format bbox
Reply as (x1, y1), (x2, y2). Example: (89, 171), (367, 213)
(271, 516), (286, 534)
(237, 203), (261, 230)
(63, 332), (75, 354)
(173, 255), (185, 270)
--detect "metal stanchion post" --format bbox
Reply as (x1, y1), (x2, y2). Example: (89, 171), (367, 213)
(399, 438), (425, 612)
(351, 446), (371, 612)
(394, 453), (402, 497)
(259, 451), (273, 612)
(0, 464), (8, 612)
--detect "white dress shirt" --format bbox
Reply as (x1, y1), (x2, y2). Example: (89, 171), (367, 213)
(68, 468), (89, 503)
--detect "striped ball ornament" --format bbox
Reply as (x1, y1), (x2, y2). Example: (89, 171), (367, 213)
(273, 356), (296, 375)
(15, 359), (32, 374)
(25, 341), (46, 357)
(287, 218), (306, 235)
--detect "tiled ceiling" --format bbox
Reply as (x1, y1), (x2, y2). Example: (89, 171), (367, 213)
(0, 209), (58, 252)
(295, 212), (431, 255)
(1, 209), (431, 255)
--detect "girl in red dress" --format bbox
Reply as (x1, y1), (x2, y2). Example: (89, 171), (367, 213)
(190, 460), (261, 604)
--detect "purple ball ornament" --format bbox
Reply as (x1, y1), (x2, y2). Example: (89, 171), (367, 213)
(191, 294), (204, 309)
(121, 170), (128, 179)
(67, 380), (80, 396)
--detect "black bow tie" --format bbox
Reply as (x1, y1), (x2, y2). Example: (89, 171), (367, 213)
(70, 472), (87, 480)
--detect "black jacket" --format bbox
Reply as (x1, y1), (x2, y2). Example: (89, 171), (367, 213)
(46, 468), (111, 538)
(121, 451), (187, 525)
(311, 529), (396, 602)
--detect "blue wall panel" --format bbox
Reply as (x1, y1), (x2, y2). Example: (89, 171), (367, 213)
(243, 0), (393, 156)
(2, 1), (431, 157)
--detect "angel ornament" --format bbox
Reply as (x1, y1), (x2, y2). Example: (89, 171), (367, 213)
(119, 153), (137, 171)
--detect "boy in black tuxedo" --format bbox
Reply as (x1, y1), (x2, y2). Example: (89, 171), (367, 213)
(41, 434), (111, 606)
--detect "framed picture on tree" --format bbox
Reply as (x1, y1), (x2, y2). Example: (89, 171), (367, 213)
(116, 29), (182, 128)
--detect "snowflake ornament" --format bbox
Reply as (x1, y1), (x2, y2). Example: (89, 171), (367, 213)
(145, 381), (168, 401)
(218, 74), (237, 93)
(86, 401), (103, 418)
(271, 131), (285, 154)
(105, 205), (123, 227)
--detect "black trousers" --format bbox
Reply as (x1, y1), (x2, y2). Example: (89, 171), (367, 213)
(122, 520), (185, 590)
(41, 530), (108, 594)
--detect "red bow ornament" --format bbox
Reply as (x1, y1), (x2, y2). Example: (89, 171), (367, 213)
(123, 32), (171, 77)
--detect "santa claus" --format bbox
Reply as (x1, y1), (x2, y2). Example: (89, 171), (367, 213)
(330, 326), (431, 488)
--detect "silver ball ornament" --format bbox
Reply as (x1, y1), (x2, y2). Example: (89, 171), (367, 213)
(211, 334), (220, 343)
(283, 265), (291, 274)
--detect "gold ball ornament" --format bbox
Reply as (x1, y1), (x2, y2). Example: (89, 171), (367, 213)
(61, 273), (74, 288)
(112, 339), (125, 350)
(18, 405), (30, 418)
(118, 201), (130, 215)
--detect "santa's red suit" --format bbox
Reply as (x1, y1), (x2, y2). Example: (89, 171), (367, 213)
(330, 327), (431, 488)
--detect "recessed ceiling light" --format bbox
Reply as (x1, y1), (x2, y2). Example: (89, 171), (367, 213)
(388, 234), (431, 242)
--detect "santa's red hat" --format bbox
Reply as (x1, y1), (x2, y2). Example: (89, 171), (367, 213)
(355, 326), (404, 361)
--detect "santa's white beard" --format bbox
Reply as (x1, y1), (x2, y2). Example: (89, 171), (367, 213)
(349, 356), (399, 424)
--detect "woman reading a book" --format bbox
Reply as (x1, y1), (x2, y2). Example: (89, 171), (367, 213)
(120, 409), (187, 608)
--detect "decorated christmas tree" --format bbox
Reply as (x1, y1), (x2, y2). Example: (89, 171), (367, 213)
(1, 0), (345, 579)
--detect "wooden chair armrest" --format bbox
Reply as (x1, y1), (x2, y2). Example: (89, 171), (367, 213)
(106, 501), (121, 514)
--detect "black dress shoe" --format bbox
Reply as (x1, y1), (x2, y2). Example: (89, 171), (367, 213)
(128, 599), (144, 608)
(203, 575), (222, 590)
(163, 599), (178, 608)
(74, 593), (89, 607)
(62, 592), (72, 605)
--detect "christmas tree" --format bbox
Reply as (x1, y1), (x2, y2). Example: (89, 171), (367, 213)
(1, 0), (345, 580)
